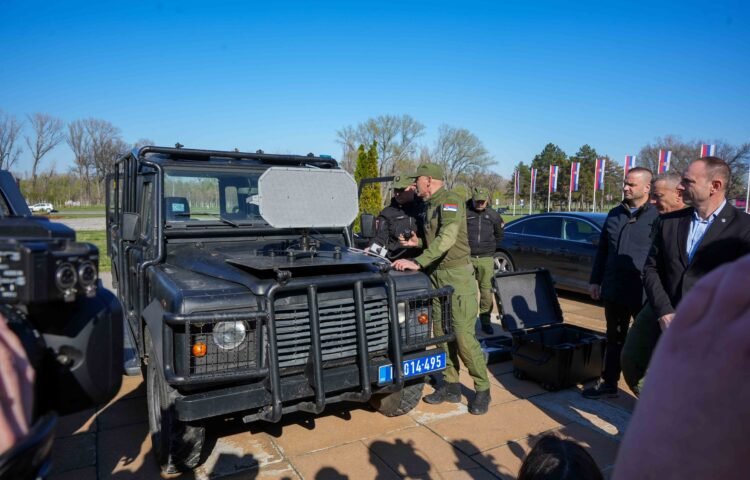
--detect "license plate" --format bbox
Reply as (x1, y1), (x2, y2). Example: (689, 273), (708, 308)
(378, 352), (446, 384)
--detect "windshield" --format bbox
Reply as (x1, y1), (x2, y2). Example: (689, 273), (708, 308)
(164, 168), (267, 226)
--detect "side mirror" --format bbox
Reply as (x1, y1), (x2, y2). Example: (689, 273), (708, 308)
(122, 213), (141, 241)
(360, 214), (376, 238)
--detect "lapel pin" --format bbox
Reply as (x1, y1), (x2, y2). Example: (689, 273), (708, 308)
(722, 218), (726, 223)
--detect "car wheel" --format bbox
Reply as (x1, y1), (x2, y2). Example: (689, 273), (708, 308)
(369, 380), (425, 417)
(493, 251), (514, 273)
(145, 330), (205, 474)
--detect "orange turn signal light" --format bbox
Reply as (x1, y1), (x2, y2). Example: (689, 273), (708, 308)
(192, 342), (207, 357)
(417, 313), (429, 325)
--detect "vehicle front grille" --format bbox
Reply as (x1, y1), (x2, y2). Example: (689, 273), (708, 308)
(274, 297), (390, 368)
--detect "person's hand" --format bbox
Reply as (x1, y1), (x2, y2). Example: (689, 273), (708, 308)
(657, 313), (674, 331)
(363, 246), (370, 253)
(392, 259), (420, 271)
(613, 253), (750, 480)
(398, 234), (419, 248)
(588, 284), (601, 300)
(0, 314), (35, 454)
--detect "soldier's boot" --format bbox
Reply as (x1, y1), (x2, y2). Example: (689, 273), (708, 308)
(469, 389), (491, 415)
(480, 313), (494, 335)
(423, 382), (462, 404)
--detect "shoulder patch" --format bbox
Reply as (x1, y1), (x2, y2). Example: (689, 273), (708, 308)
(442, 203), (458, 212)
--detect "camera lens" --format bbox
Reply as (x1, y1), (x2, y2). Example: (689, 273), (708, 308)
(78, 262), (98, 287)
(55, 263), (77, 290)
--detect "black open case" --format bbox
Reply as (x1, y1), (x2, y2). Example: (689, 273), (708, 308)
(492, 269), (605, 390)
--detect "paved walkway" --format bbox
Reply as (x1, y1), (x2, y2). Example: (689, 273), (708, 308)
(49, 285), (632, 479)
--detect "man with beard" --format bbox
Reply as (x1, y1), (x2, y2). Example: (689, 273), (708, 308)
(392, 164), (491, 415)
(367, 175), (423, 260)
(583, 167), (658, 399)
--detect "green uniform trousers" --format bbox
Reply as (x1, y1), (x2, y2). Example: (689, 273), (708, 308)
(470, 256), (495, 326)
(430, 263), (490, 391)
(621, 303), (661, 396)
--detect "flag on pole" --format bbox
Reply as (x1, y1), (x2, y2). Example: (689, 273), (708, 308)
(514, 170), (520, 194)
(530, 168), (538, 193)
(623, 155), (636, 177)
(549, 165), (559, 193)
(594, 158), (606, 191)
(657, 150), (672, 174)
(570, 162), (580, 192)
(700, 144), (716, 157)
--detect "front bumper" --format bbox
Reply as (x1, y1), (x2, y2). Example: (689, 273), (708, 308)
(174, 349), (443, 422)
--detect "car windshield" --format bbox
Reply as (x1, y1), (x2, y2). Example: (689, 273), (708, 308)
(163, 168), (268, 226)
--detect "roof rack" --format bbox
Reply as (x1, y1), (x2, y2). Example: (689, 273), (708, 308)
(134, 146), (338, 168)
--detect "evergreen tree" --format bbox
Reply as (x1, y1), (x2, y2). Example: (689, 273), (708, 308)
(353, 142), (382, 232)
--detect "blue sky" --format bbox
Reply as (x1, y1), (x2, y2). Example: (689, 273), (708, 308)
(1, 0), (748, 177)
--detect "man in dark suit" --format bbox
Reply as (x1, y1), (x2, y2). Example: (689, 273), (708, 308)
(643, 156), (750, 332)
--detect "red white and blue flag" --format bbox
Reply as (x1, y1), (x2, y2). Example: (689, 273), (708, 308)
(570, 162), (580, 192)
(549, 165), (559, 193)
(700, 144), (716, 157)
(514, 170), (520, 194)
(623, 155), (636, 177)
(658, 150), (672, 174)
(530, 168), (538, 193)
(594, 158), (606, 191)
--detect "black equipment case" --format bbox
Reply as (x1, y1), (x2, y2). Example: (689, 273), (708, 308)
(492, 269), (605, 390)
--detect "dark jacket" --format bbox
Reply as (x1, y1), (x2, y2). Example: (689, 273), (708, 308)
(466, 202), (504, 257)
(643, 205), (750, 318)
(369, 198), (423, 260)
(590, 202), (659, 309)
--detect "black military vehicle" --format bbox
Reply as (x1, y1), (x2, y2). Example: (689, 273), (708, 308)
(106, 146), (454, 473)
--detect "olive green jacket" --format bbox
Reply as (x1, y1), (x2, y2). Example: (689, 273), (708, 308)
(414, 187), (471, 270)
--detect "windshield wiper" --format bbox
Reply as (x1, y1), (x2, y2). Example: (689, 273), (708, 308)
(177, 212), (239, 227)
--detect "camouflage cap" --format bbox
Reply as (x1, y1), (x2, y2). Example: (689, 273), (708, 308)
(408, 163), (444, 181)
(392, 174), (414, 190)
(472, 187), (490, 200)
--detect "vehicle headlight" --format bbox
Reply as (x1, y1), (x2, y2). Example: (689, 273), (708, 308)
(212, 321), (248, 350)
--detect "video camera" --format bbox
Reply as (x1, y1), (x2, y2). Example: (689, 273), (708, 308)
(0, 171), (122, 477)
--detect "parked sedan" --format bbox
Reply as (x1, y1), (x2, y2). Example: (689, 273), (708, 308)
(494, 212), (607, 293)
(29, 202), (54, 213)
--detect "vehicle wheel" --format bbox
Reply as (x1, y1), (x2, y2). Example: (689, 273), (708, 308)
(369, 380), (425, 417)
(493, 251), (514, 273)
(146, 332), (205, 474)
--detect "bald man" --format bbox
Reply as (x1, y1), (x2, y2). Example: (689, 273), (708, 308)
(584, 167), (659, 399)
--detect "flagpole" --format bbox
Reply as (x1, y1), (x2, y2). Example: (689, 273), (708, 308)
(746, 168), (750, 214)
(592, 185), (597, 212)
(567, 187), (572, 212)
(529, 187), (533, 215)
(512, 172), (517, 216)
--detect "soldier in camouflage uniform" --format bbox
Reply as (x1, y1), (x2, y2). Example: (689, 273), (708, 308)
(392, 163), (491, 415)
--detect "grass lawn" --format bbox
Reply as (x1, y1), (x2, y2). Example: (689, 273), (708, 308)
(75, 230), (110, 272)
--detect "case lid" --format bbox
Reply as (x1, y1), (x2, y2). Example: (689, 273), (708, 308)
(492, 269), (564, 331)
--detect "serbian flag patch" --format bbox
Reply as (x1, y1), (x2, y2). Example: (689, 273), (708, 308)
(442, 203), (458, 212)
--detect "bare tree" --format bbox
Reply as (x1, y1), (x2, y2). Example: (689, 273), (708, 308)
(432, 124), (495, 190)
(0, 110), (24, 170)
(67, 120), (94, 204)
(83, 119), (128, 202)
(334, 126), (358, 173)
(133, 138), (155, 150)
(336, 114), (425, 177)
(25, 113), (64, 190)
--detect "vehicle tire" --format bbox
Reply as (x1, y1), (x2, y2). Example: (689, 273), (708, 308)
(369, 380), (425, 417)
(145, 331), (205, 474)
(493, 251), (514, 273)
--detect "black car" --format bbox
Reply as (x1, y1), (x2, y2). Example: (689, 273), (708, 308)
(494, 212), (607, 293)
